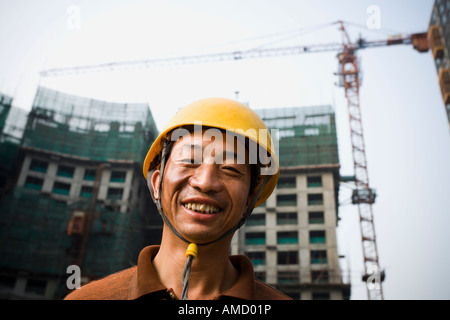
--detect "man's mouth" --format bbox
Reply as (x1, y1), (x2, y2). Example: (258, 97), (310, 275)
(182, 202), (221, 214)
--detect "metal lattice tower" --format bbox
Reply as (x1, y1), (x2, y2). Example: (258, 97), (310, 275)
(337, 21), (383, 300)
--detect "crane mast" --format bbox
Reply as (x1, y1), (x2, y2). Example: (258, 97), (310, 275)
(39, 22), (429, 300)
(337, 21), (383, 300)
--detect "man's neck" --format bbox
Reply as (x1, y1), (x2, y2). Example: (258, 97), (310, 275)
(152, 229), (239, 300)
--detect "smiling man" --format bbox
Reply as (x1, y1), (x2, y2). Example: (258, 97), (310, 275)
(64, 98), (291, 300)
(156, 128), (253, 245)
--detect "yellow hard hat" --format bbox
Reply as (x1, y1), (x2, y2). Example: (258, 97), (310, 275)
(142, 97), (279, 207)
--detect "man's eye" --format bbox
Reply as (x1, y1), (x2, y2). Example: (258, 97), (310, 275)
(222, 166), (242, 174)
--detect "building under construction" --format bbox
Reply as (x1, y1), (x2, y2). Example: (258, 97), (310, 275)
(0, 93), (24, 201)
(232, 105), (350, 300)
(0, 87), (161, 299)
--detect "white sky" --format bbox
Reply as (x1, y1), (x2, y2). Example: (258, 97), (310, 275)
(1, 0), (449, 300)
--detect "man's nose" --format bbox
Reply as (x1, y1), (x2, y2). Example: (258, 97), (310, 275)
(188, 163), (224, 193)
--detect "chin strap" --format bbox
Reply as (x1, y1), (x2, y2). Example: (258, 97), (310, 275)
(148, 140), (270, 300)
(181, 243), (198, 300)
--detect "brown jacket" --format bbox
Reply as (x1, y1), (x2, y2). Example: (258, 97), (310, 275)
(64, 245), (291, 300)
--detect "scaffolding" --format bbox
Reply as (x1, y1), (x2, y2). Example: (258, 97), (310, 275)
(0, 87), (160, 299)
(0, 187), (147, 294)
(0, 95), (27, 203)
(255, 105), (339, 167)
(0, 188), (76, 275)
(22, 86), (158, 163)
(0, 94), (21, 169)
(0, 94), (12, 132)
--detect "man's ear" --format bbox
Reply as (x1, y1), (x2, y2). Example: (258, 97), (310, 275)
(148, 169), (161, 200)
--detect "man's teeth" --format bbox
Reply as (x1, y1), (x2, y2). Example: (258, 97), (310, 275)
(183, 202), (220, 214)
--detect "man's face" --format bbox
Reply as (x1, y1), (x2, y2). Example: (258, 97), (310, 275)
(152, 129), (252, 244)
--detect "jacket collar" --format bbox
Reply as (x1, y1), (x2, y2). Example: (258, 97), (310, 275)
(128, 245), (255, 300)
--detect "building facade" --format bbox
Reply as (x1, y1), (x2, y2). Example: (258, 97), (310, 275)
(0, 87), (161, 299)
(232, 106), (350, 300)
(0, 93), (24, 201)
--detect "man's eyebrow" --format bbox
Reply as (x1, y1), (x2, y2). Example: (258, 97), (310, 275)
(180, 143), (202, 152)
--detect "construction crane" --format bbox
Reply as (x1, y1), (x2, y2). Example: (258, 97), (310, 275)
(39, 21), (430, 300)
(39, 24), (428, 77)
